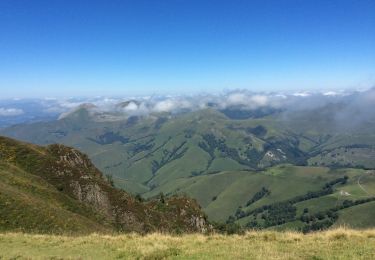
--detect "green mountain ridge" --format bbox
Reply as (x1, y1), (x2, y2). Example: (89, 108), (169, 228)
(1, 105), (375, 231)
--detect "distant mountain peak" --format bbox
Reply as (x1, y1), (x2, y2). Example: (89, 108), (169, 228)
(58, 103), (97, 120)
(116, 100), (141, 109)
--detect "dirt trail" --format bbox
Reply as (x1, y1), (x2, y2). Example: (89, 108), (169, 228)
(357, 171), (374, 196)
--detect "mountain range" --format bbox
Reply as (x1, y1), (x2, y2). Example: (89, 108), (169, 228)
(1, 88), (374, 231)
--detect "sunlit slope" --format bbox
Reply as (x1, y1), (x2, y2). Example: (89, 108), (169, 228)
(232, 168), (375, 231)
(143, 166), (375, 227)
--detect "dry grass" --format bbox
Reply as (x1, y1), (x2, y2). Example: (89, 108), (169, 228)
(0, 228), (374, 259)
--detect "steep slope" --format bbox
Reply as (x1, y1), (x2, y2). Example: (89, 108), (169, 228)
(0, 136), (209, 234)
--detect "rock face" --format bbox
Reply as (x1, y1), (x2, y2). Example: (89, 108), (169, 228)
(0, 136), (209, 233)
(190, 216), (208, 232)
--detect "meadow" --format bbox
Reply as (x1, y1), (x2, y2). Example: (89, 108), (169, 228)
(0, 228), (374, 259)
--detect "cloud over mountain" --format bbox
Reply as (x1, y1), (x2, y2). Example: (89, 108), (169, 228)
(1, 88), (374, 127)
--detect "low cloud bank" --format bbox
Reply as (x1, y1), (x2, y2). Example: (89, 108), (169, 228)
(0, 108), (24, 116)
(1, 88), (374, 126)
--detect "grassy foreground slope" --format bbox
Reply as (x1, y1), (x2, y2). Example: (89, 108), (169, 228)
(0, 228), (374, 259)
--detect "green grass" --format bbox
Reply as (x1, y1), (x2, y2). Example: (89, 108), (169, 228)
(0, 228), (374, 259)
(208, 157), (247, 172)
(333, 201), (375, 229)
(295, 195), (339, 215)
(360, 173), (375, 195)
(150, 144), (211, 186)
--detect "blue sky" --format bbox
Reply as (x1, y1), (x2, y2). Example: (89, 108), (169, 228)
(0, 0), (374, 97)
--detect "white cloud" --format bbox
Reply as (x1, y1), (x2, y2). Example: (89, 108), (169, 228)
(153, 100), (176, 112)
(227, 93), (248, 106)
(223, 92), (271, 109)
(250, 95), (268, 106)
(293, 92), (311, 97)
(323, 91), (339, 96)
(124, 102), (139, 111)
(0, 108), (24, 116)
(151, 98), (193, 113)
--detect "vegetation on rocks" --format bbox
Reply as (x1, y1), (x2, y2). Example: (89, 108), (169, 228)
(0, 136), (209, 234)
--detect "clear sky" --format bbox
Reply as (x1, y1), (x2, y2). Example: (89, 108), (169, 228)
(0, 0), (374, 97)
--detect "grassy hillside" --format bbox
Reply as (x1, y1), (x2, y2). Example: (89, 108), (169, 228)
(333, 201), (375, 229)
(142, 165), (375, 231)
(0, 228), (374, 259)
(0, 136), (209, 234)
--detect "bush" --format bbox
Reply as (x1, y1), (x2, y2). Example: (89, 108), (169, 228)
(106, 174), (115, 187)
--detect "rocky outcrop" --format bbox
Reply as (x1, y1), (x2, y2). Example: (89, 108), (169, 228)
(0, 136), (210, 233)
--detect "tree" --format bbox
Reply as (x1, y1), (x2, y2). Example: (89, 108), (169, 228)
(159, 192), (165, 204)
